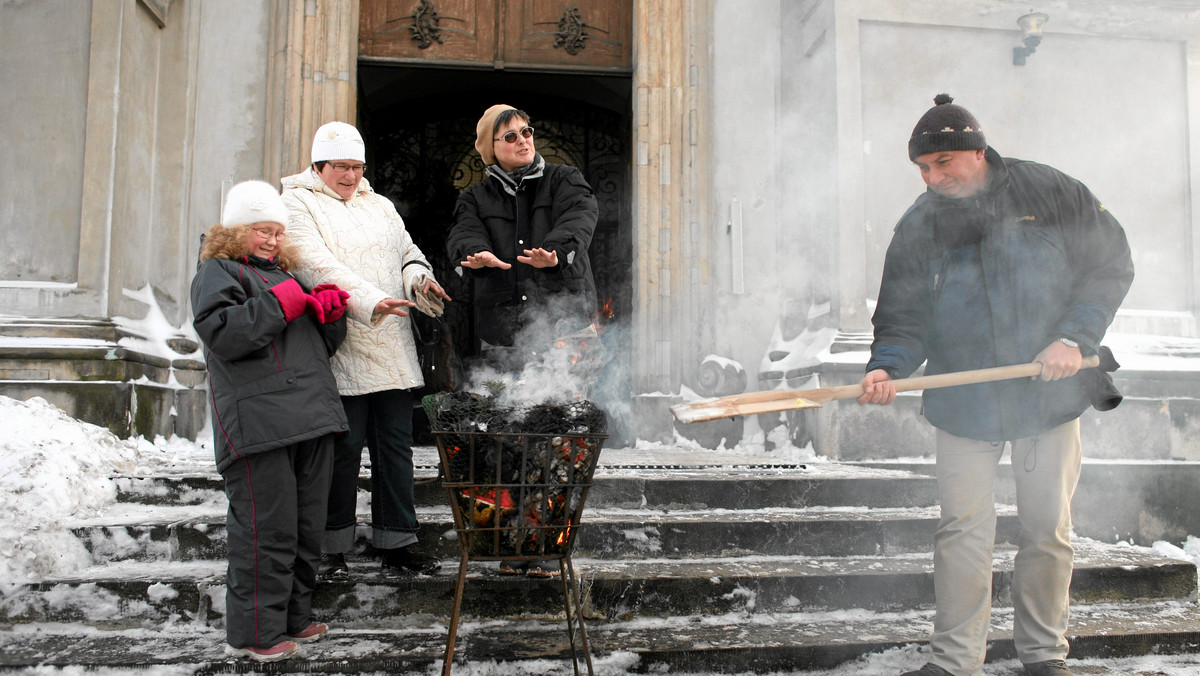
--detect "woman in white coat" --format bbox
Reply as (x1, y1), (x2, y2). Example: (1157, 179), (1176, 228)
(282, 121), (451, 577)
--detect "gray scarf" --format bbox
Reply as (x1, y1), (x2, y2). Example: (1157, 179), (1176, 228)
(485, 153), (546, 196)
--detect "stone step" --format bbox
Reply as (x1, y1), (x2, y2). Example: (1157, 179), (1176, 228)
(0, 317), (120, 342)
(69, 503), (1019, 563)
(1, 600), (1198, 674)
(112, 460), (940, 510)
(4, 541), (1190, 627)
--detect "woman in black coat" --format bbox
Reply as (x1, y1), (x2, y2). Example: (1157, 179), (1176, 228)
(447, 105), (599, 357)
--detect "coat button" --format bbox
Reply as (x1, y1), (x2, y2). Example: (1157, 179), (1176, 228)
(521, 295), (527, 301)
(287, 377), (295, 384)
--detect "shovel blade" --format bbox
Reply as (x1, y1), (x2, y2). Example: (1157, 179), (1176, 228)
(671, 395), (823, 423)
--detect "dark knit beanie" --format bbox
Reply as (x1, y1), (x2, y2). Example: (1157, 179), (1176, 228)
(908, 94), (987, 161)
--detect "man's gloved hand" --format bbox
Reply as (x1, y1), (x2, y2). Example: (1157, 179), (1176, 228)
(311, 284), (349, 323)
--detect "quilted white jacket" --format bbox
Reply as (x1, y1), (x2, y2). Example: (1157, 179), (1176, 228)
(281, 168), (434, 395)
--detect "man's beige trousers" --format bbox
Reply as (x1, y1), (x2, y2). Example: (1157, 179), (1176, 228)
(928, 419), (1081, 676)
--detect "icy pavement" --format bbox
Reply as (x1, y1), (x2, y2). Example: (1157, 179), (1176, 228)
(1, 640), (1200, 675)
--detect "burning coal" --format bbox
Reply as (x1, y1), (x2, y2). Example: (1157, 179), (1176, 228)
(424, 392), (608, 557)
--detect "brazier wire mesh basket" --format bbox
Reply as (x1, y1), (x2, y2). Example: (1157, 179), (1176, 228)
(424, 393), (607, 676)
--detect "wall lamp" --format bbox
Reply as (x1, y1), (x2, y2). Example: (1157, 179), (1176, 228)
(1013, 12), (1049, 65)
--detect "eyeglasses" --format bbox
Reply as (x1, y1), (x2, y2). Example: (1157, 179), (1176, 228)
(328, 162), (366, 173)
(494, 126), (535, 144)
(251, 227), (287, 241)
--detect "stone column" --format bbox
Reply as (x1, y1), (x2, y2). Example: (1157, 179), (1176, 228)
(631, 0), (713, 396)
(265, 0), (360, 182)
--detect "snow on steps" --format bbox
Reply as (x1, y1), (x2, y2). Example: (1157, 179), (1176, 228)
(2, 540), (1193, 627)
(1, 602), (1199, 673)
(1, 455), (1198, 673)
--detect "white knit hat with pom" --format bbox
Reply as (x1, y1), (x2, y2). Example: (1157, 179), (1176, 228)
(311, 121), (366, 164)
(221, 180), (288, 227)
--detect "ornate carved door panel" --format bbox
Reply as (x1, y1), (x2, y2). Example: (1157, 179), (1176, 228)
(359, 0), (632, 72)
(501, 1), (631, 71)
(359, 0), (497, 63)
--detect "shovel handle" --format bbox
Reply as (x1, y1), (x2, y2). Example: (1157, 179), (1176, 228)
(820, 354), (1102, 402)
(671, 355), (1102, 423)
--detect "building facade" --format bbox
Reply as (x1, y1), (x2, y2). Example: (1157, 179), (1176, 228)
(2, 0), (1198, 455)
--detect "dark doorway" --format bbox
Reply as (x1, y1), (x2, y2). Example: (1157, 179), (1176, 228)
(356, 65), (633, 440)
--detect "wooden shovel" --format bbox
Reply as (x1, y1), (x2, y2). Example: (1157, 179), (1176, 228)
(671, 355), (1101, 424)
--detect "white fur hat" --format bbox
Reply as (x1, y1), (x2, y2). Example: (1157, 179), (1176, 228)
(221, 180), (289, 228)
(311, 121), (366, 164)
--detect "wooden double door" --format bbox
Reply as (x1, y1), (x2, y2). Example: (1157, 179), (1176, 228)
(360, 0), (632, 72)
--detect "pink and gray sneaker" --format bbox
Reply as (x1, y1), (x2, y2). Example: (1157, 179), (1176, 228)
(226, 640), (299, 662)
(287, 622), (329, 643)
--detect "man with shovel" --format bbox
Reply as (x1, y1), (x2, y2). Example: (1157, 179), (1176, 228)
(858, 95), (1134, 676)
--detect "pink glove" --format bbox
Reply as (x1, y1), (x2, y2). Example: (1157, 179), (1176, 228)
(311, 284), (350, 323)
(269, 278), (307, 322)
(303, 294), (326, 323)
(269, 278), (324, 323)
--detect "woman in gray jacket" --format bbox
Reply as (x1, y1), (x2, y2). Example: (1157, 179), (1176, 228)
(191, 180), (349, 662)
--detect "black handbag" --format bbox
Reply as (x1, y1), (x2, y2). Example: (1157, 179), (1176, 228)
(411, 311), (461, 393)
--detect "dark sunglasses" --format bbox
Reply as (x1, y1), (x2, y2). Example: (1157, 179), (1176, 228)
(494, 126), (535, 144)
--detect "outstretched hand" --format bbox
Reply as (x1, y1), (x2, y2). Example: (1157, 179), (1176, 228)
(517, 247), (558, 268)
(460, 251), (512, 270)
(374, 297), (416, 318)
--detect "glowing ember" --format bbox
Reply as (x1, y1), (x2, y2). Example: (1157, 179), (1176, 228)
(426, 393), (607, 557)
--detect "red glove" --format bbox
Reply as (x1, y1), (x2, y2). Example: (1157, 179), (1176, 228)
(270, 278), (306, 322)
(269, 278), (324, 323)
(303, 294), (326, 323)
(312, 284), (349, 323)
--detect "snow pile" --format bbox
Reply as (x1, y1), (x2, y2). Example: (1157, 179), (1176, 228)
(112, 284), (202, 364)
(125, 432), (214, 476)
(0, 396), (139, 588)
(1152, 535), (1200, 587)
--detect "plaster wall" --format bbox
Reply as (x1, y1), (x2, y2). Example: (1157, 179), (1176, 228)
(833, 0), (1200, 338)
(183, 0), (275, 309)
(705, 0), (1200, 390)
(0, 0), (274, 327)
(107, 3), (172, 320)
(0, 0), (90, 284)
(779, 0), (838, 313)
(858, 20), (1191, 330)
(709, 0), (784, 391)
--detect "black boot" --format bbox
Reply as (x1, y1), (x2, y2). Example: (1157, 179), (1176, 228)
(318, 552), (349, 579)
(380, 543), (441, 575)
